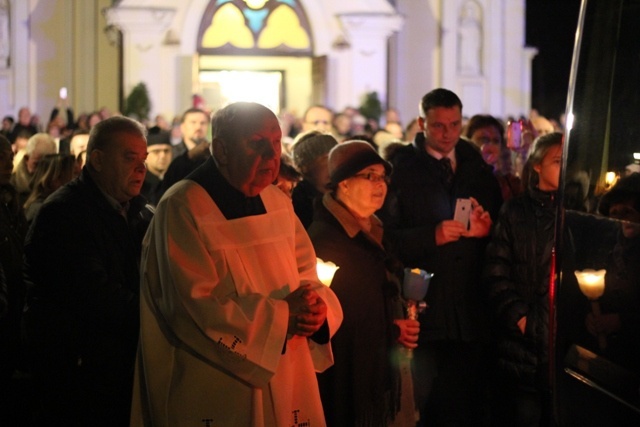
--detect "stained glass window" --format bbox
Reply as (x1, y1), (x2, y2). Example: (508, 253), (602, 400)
(197, 0), (313, 56)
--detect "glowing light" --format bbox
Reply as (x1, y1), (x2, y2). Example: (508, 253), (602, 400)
(258, 5), (310, 49)
(203, 4), (253, 48)
(199, 70), (282, 113)
(604, 171), (618, 189)
(574, 269), (606, 300)
(316, 258), (339, 286)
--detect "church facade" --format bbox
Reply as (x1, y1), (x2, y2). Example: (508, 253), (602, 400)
(1, 0), (536, 123)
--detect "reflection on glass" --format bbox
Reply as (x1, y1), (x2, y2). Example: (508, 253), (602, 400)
(557, 0), (640, 423)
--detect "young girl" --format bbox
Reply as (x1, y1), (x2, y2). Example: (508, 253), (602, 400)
(484, 132), (563, 426)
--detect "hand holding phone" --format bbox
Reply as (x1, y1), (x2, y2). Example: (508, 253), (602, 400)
(59, 87), (68, 100)
(453, 198), (472, 229)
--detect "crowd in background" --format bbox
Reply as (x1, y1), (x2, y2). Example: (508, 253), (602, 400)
(0, 88), (638, 427)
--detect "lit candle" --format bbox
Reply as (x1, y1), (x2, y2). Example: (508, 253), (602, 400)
(574, 269), (607, 350)
(574, 269), (606, 300)
(604, 171), (618, 190)
(316, 257), (339, 287)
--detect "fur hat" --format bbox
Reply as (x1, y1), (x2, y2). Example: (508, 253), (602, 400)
(328, 140), (392, 187)
(291, 132), (338, 172)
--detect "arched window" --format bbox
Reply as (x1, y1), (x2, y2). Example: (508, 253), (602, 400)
(197, 0), (313, 56)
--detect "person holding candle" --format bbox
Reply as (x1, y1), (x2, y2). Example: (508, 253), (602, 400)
(483, 132), (563, 426)
(307, 140), (420, 427)
(582, 173), (640, 371)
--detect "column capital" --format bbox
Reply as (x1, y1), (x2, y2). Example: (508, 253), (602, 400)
(103, 6), (176, 35)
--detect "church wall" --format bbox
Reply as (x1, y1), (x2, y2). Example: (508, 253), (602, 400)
(388, 0), (441, 125)
(2, 0), (118, 120)
(2, 0), (535, 126)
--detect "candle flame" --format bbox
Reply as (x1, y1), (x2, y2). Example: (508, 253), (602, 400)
(604, 172), (618, 189)
(316, 257), (339, 286)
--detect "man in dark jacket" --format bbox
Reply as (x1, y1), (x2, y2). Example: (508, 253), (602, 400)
(379, 88), (502, 426)
(156, 108), (210, 201)
(23, 116), (153, 426)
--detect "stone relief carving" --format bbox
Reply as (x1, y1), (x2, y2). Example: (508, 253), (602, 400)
(457, 1), (482, 76)
(0, 0), (9, 69)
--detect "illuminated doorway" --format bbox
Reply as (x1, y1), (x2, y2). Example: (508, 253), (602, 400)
(199, 69), (283, 112)
(196, 0), (315, 115)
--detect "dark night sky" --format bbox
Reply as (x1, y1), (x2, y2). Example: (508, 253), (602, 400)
(526, 0), (582, 120)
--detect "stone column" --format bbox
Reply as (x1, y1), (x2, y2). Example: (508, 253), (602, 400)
(103, 6), (175, 119)
(334, 13), (403, 112)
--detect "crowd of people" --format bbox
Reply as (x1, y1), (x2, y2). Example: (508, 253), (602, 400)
(0, 87), (638, 427)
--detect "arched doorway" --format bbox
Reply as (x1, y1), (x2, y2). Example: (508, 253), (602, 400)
(195, 0), (315, 113)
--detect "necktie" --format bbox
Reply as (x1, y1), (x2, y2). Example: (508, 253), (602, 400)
(118, 202), (129, 221)
(440, 157), (454, 188)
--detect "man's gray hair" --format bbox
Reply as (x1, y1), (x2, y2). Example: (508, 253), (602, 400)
(86, 116), (147, 159)
(211, 102), (274, 144)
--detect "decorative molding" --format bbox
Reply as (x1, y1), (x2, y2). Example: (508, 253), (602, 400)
(338, 12), (404, 39)
(103, 6), (175, 35)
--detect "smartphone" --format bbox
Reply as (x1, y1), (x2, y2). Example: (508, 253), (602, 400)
(506, 119), (522, 150)
(453, 198), (472, 229)
(59, 87), (67, 99)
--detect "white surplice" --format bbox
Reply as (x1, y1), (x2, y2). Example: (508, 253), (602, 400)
(131, 181), (343, 427)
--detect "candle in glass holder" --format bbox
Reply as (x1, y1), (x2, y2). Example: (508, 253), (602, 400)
(316, 257), (339, 286)
(574, 268), (607, 350)
(574, 269), (606, 300)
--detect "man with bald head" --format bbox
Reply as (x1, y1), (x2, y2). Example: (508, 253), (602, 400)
(132, 102), (343, 426)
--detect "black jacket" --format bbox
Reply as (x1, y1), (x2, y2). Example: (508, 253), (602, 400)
(308, 197), (402, 427)
(292, 179), (321, 229)
(156, 150), (208, 201)
(483, 188), (556, 386)
(23, 168), (152, 402)
(380, 135), (503, 343)
(0, 184), (27, 378)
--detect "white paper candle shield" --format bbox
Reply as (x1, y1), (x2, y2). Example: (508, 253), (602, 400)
(316, 258), (339, 286)
(574, 269), (606, 300)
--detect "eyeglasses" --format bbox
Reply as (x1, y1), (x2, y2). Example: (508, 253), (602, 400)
(353, 172), (390, 185)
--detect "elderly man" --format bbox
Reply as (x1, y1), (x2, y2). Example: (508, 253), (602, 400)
(11, 132), (57, 204)
(23, 116), (152, 426)
(132, 102), (342, 427)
